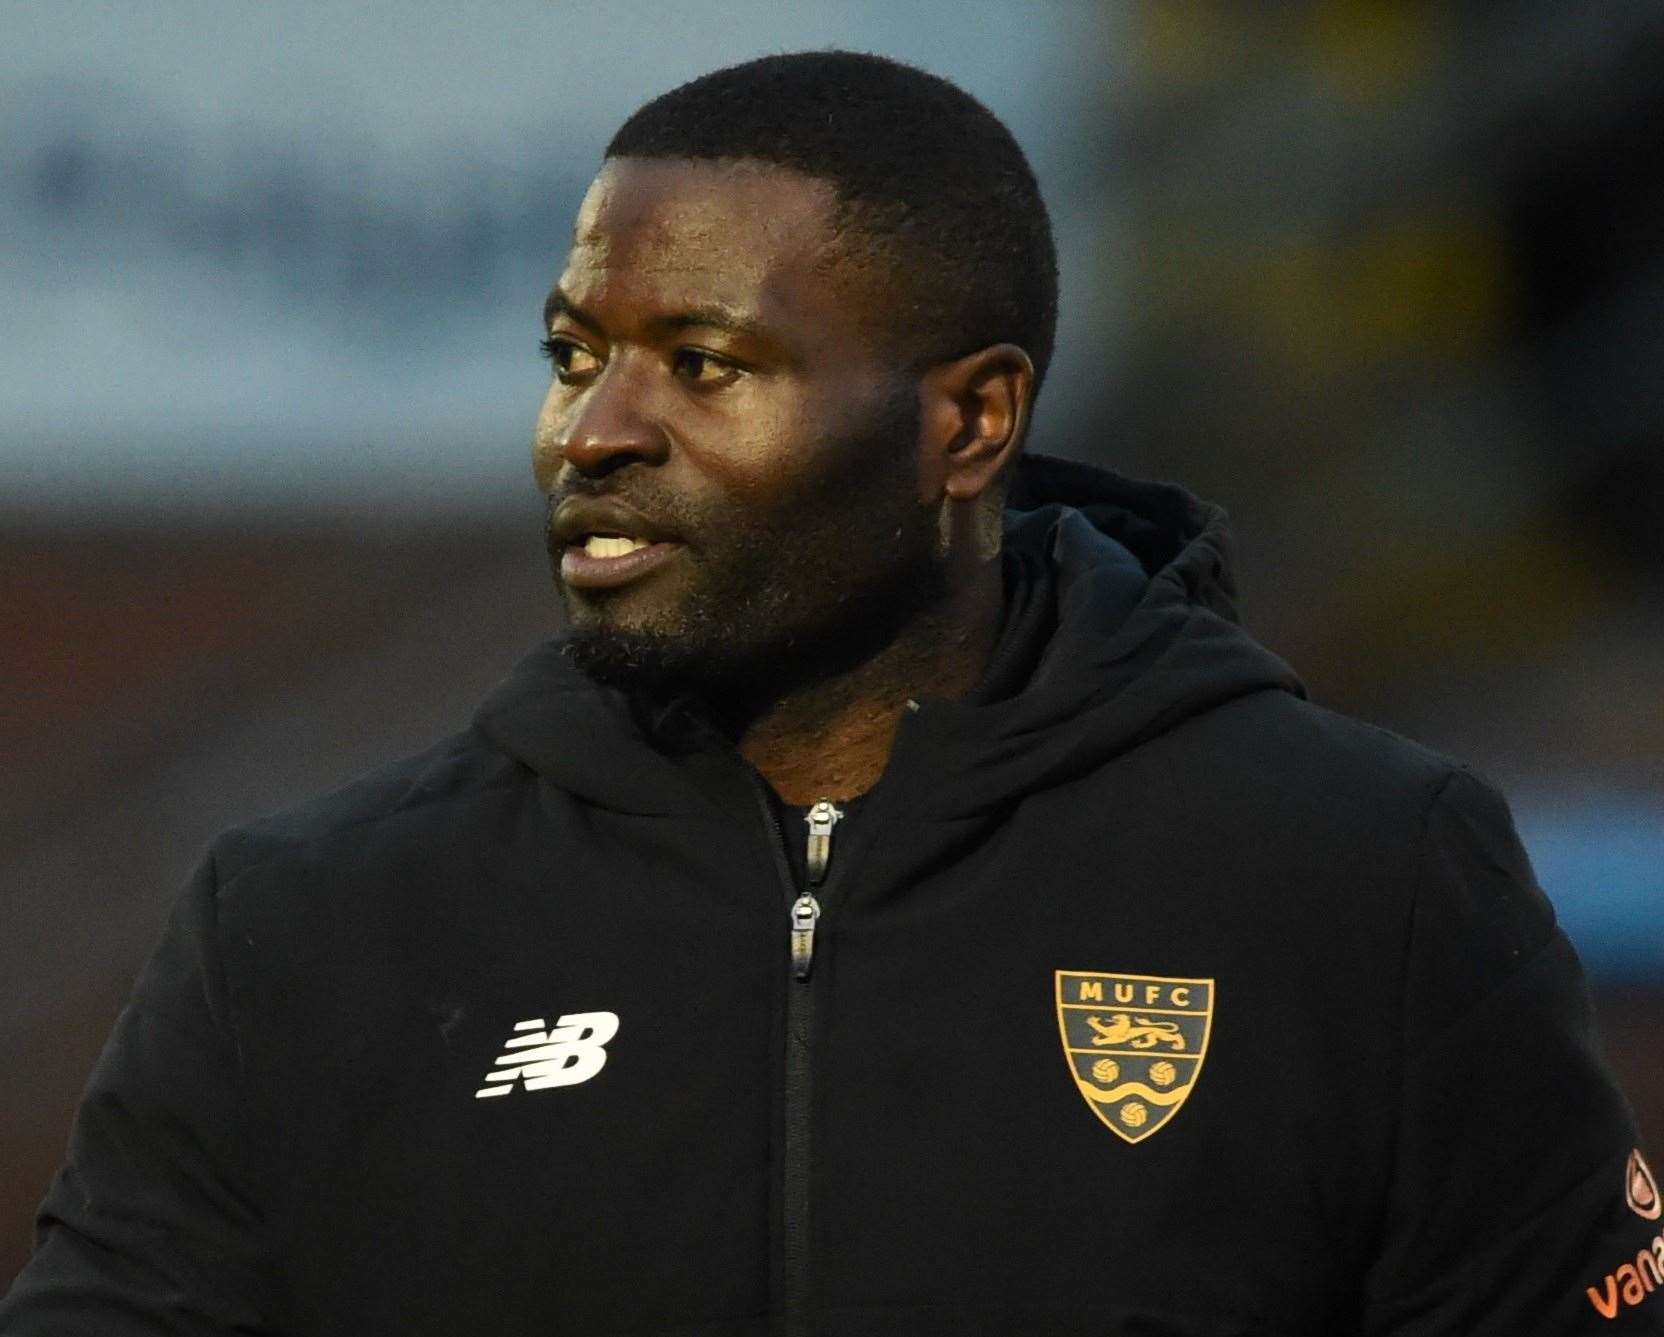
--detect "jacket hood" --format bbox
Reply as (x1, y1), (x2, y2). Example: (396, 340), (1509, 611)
(474, 453), (1304, 818)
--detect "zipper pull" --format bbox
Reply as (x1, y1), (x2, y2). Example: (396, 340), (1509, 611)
(792, 800), (841, 980)
(790, 893), (821, 981)
(804, 799), (843, 886)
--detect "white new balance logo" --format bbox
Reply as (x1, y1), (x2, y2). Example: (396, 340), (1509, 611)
(474, 1011), (619, 1099)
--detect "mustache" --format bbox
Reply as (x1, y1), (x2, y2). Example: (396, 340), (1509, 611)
(543, 479), (703, 547)
(549, 482), (681, 511)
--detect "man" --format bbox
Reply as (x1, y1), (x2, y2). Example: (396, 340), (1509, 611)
(3, 50), (1659, 1337)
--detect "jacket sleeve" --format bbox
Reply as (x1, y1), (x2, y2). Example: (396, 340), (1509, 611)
(0, 852), (275, 1334)
(1362, 768), (1664, 1335)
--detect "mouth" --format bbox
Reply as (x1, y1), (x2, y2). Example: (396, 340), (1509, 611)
(551, 498), (686, 591)
(558, 530), (685, 591)
(578, 534), (652, 559)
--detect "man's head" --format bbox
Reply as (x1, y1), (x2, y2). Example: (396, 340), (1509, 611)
(603, 50), (1058, 394)
(532, 51), (1057, 700)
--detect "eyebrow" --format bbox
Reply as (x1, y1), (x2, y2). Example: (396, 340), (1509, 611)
(542, 289), (595, 333)
(542, 288), (773, 344)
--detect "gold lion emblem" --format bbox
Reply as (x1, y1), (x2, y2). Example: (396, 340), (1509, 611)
(1086, 1014), (1186, 1050)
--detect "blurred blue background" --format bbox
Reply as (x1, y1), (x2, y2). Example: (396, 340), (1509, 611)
(4, 0), (1661, 1283)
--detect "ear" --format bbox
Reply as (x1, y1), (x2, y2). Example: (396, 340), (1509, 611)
(915, 343), (1034, 504)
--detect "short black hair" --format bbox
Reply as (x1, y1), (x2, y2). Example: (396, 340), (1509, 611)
(606, 50), (1058, 396)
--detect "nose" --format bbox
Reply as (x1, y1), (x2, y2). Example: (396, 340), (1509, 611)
(533, 357), (670, 489)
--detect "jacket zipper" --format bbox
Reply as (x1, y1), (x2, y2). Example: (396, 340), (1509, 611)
(791, 799), (841, 980)
(755, 785), (843, 1337)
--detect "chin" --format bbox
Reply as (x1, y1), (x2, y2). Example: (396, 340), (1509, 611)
(563, 622), (723, 693)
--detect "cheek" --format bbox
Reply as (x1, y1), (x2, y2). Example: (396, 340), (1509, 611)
(720, 394), (917, 532)
(674, 391), (822, 497)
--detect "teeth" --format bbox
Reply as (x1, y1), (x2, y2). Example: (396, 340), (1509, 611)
(583, 535), (651, 558)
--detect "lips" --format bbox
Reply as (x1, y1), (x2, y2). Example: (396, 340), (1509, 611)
(551, 496), (676, 547)
(551, 496), (685, 591)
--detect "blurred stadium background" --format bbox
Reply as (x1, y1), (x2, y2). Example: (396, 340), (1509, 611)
(3, 0), (1660, 1285)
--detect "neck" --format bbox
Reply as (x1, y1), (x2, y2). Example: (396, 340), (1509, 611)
(736, 556), (1003, 804)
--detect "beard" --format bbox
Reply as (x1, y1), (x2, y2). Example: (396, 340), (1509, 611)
(547, 383), (949, 707)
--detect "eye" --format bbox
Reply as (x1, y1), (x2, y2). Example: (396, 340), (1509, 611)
(540, 335), (601, 383)
(672, 348), (742, 388)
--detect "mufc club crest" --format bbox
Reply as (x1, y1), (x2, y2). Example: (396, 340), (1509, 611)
(1055, 970), (1214, 1144)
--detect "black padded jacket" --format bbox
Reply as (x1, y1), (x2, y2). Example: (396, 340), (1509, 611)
(4, 455), (1659, 1335)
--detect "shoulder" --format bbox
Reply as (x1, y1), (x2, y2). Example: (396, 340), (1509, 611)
(1194, 688), (1462, 812)
(1152, 689), (1556, 980)
(1227, 692), (1556, 998)
(206, 726), (530, 891)
(1140, 687), (1475, 867)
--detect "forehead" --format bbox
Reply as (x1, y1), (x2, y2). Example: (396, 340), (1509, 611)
(558, 157), (861, 337)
